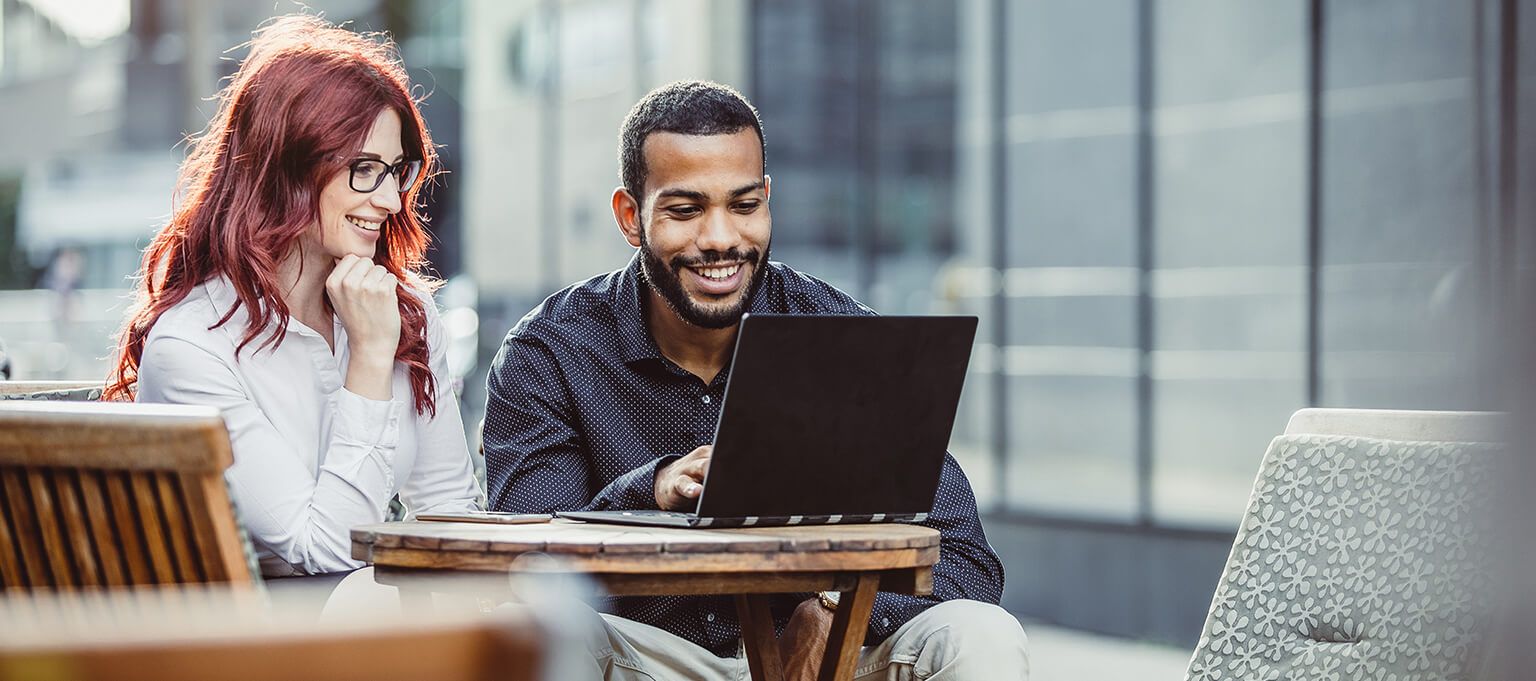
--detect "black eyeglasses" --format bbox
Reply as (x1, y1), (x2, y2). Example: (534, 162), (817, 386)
(348, 158), (422, 193)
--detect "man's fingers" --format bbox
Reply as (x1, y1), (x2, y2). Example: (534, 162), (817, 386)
(676, 477), (702, 498)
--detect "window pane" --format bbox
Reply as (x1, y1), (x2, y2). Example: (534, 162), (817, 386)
(1319, 0), (1486, 409)
(1003, 0), (1139, 519)
(1150, 0), (1309, 525)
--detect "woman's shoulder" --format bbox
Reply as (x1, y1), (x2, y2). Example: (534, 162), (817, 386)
(144, 280), (242, 353)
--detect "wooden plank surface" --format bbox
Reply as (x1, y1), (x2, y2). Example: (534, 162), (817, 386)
(371, 566), (932, 598)
(367, 545), (938, 576)
(179, 474), (248, 583)
(104, 472), (153, 584)
(129, 473), (177, 583)
(0, 588), (543, 681)
(25, 469), (75, 588)
(51, 469), (103, 587)
(78, 470), (127, 587)
(1, 469), (49, 588)
(156, 473), (202, 583)
(355, 521), (938, 556)
(0, 482), (25, 588)
(0, 402), (231, 472)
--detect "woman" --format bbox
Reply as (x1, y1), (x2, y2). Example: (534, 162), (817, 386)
(105, 15), (482, 577)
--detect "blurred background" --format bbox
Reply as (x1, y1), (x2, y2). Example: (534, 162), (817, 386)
(0, 0), (1529, 671)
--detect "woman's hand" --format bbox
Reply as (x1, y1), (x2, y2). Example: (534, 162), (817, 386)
(327, 254), (401, 400)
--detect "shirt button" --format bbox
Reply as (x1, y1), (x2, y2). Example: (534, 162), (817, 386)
(706, 612), (716, 622)
(701, 395), (712, 404)
(882, 618), (890, 628)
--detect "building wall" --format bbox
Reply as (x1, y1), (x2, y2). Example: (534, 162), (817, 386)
(462, 0), (749, 311)
(458, 0), (1526, 646)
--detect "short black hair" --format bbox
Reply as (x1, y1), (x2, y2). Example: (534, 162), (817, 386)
(619, 80), (765, 204)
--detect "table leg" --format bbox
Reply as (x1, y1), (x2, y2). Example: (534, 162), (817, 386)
(735, 594), (786, 681)
(817, 572), (880, 681)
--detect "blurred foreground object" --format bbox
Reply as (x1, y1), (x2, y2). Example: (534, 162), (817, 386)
(0, 584), (542, 681)
(1185, 408), (1501, 679)
(0, 401), (253, 589)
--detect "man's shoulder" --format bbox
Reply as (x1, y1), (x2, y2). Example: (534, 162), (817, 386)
(763, 261), (876, 316)
(506, 269), (625, 342)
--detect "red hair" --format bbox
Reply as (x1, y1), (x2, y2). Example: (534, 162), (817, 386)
(106, 15), (442, 416)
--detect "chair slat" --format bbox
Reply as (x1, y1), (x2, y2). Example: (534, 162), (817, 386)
(155, 473), (202, 583)
(76, 471), (126, 587)
(25, 469), (76, 589)
(1, 469), (51, 588)
(128, 473), (177, 584)
(0, 480), (26, 589)
(53, 470), (104, 587)
(104, 473), (154, 585)
(178, 474), (249, 584)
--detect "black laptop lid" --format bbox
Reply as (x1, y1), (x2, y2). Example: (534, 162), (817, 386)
(695, 314), (977, 519)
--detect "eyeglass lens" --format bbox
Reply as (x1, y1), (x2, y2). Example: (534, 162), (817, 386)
(349, 159), (421, 193)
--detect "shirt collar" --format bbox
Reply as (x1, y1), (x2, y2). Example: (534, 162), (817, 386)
(612, 253), (666, 365)
(199, 275), (332, 342)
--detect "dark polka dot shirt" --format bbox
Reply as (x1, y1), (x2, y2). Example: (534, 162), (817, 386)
(483, 253), (1005, 658)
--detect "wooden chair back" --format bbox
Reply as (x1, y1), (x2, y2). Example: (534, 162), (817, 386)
(0, 586), (542, 681)
(0, 401), (252, 590)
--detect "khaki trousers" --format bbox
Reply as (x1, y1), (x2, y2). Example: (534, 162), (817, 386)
(553, 599), (1030, 681)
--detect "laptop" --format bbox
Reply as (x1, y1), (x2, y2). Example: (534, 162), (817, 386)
(558, 313), (977, 528)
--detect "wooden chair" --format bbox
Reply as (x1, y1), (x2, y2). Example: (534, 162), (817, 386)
(0, 401), (253, 590)
(0, 586), (543, 681)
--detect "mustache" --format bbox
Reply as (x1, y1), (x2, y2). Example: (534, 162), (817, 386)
(670, 248), (760, 270)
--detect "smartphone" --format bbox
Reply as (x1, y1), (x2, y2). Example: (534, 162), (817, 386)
(415, 511), (555, 525)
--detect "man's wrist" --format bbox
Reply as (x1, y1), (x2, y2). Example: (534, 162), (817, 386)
(649, 454), (684, 508)
(817, 591), (840, 611)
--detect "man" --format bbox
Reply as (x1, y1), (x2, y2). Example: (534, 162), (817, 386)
(484, 80), (1028, 680)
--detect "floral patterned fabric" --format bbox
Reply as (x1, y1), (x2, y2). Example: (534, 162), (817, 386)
(1186, 434), (1496, 680)
(0, 386), (104, 401)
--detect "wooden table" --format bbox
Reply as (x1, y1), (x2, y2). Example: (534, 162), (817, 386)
(351, 519), (940, 681)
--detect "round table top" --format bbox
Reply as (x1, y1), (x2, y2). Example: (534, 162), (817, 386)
(352, 519), (941, 575)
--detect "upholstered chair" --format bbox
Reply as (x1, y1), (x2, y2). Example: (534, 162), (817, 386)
(1185, 409), (1501, 680)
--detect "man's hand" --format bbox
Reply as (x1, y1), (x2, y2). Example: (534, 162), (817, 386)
(779, 597), (834, 681)
(654, 445), (711, 510)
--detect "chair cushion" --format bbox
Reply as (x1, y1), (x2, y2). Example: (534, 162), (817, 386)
(1186, 434), (1497, 680)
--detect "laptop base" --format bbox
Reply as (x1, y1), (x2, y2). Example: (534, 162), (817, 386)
(557, 510), (927, 529)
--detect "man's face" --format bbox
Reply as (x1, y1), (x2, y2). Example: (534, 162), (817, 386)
(633, 129), (771, 329)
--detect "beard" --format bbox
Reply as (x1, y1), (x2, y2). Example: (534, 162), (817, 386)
(638, 227), (769, 330)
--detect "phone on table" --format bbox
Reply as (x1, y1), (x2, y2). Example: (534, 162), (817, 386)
(415, 511), (554, 525)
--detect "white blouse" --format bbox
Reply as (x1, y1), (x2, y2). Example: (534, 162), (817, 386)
(136, 277), (483, 576)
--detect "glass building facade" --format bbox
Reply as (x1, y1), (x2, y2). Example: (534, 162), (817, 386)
(746, 0), (1528, 640)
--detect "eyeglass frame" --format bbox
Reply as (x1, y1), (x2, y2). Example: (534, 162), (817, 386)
(347, 157), (423, 194)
